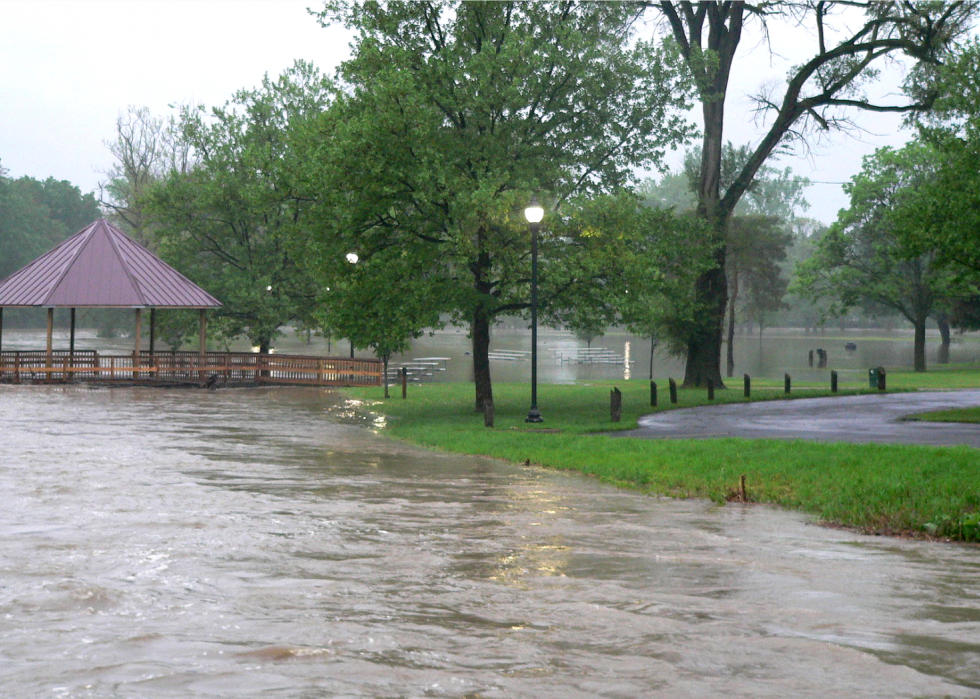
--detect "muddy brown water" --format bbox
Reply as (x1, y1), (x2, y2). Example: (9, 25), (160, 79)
(2, 385), (980, 697)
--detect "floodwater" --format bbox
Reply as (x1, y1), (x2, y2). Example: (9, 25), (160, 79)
(5, 324), (980, 386)
(2, 386), (980, 698)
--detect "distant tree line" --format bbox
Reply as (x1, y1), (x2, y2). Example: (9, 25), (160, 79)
(0, 163), (102, 328)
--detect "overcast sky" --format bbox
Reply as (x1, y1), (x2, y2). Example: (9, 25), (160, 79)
(0, 1), (917, 224)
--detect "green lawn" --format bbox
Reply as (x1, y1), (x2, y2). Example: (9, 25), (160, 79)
(909, 407), (980, 424)
(345, 366), (980, 542)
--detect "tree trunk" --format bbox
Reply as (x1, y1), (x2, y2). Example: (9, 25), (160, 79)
(913, 317), (927, 372)
(937, 313), (951, 365)
(683, 257), (728, 389)
(683, 88), (729, 389)
(649, 336), (657, 381)
(726, 274), (738, 378)
(471, 306), (493, 412)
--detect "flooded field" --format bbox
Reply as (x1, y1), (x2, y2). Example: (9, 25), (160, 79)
(4, 323), (980, 387)
(2, 385), (979, 697)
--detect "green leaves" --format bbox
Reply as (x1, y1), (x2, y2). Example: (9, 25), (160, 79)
(0, 169), (100, 280)
(144, 61), (334, 351)
(299, 1), (694, 399)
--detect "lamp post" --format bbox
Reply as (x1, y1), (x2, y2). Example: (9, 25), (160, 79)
(525, 197), (544, 423)
(346, 252), (359, 358)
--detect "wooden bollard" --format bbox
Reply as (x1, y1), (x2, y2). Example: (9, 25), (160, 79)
(650, 380), (657, 407)
(738, 474), (747, 503)
(877, 366), (887, 391)
(484, 399), (494, 428)
(784, 373), (791, 394)
(743, 373), (751, 398)
(669, 378), (678, 404)
(610, 387), (622, 422)
(707, 379), (714, 400)
(808, 349), (814, 367)
(830, 370), (838, 393)
(401, 367), (408, 399)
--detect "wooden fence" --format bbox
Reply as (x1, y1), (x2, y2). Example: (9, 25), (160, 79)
(0, 350), (383, 388)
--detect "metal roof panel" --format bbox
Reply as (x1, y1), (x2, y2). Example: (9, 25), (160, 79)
(0, 220), (222, 308)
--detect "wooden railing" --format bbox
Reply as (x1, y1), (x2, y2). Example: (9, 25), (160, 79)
(0, 350), (382, 387)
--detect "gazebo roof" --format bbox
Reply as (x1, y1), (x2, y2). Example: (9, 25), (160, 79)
(0, 219), (221, 308)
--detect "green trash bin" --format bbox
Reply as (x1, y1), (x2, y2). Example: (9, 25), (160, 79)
(868, 368), (878, 388)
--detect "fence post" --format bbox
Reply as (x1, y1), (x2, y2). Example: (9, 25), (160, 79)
(877, 366), (887, 391)
(610, 387), (622, 422)
(707, 379), (714, 400)
(669, 378), (678, 404)
(650, 380), (657, 407)
(743, 373), (751, 398)
(784, 373), (791, 394)
(831, 370), (838, 393)
(484, 399), (494, 428)
(808, 349), (814, 367)
(401, 367), (408, 399)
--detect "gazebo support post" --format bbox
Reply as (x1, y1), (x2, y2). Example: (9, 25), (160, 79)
(149, 308), (156, 355)
(46, 308), (54, 382)
(0, 307), (4, 354)
(69, 308), (76, 356)
(199, 309), (207, 382)
(133, 309), (142, 380)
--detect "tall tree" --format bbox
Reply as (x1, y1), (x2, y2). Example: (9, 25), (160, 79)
(650, 0), (977, 386)
(100, 106), (191, 245)
(795, 143), (956, 371)
(304, 1), (693, 410)
(897, 38), (980, 272)
(146, 61), (332, 352)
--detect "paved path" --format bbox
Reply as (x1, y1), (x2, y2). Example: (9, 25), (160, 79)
(616, 390), (980, 448)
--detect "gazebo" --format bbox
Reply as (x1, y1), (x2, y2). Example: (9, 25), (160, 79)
(0, 219), (221, 366)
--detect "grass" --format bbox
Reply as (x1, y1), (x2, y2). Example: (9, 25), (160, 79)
(909, 407), (980, 424)
(343, 366), (980, 541)
(886, 363), (980, 390)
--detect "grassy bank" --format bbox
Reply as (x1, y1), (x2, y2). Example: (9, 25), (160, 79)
(910, 407), (980, 423)
(346, 369), (980, 541)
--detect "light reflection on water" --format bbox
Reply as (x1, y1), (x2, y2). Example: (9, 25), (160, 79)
(0, 385), (979, 697)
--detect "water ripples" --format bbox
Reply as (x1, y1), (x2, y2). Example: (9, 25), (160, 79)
(2, 385), (980, 697)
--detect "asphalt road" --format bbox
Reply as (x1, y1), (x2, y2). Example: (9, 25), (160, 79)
(616, 390), (980, 448)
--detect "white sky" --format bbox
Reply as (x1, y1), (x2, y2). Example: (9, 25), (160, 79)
(0, 1), (918, 224)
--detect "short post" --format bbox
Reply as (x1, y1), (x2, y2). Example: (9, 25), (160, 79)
(610, 387), (622, 422)
(650, 380), (657, 407)
(830, 370), (838, 393)
(401, 367), (408, 399)
(743, 373), (751, 398)
(668, 378), (678, 404)
(784, 373), (791, 394)
(484, 399), (494, 428)
(808, 349), (814, 367)
(707, 379), (714, 400)
(877, 366), (886, 391)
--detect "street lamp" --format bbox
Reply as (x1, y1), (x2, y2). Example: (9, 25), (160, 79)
(346, 252), (359, 357)
(525, 197), (545, 423)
